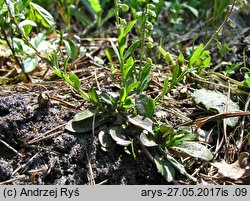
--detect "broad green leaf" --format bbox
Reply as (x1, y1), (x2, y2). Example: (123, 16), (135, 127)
(140, 131), (157, 147)
(29, 2), (55, 28)
(22, 57), (38, 73)
(124, 40), (140, 59)
(63, 39), (78, 60)
(69, 72), (81, 90)
(128, 115), (154, 134)
(189, 44), (203, 66)
(160, 124), (175, 135)
(165, 154), (197, 182)
(72, 108), (95, 122)
(88, 0), (101, 14)
(172, 142), (213, 161)
(154, 155), (175, 182)
(136, 94), (155, 119)
(135, 94), (149, 115)
(192, 88), (240, 127)
(109, 127), (131, 146)
(65, 109), (112, 133)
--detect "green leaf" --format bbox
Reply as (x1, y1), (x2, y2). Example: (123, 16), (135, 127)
(98, 130), (115, 151)
(29, 2), (55, 28)
(126, 81), (140, 94)
(118, 19), (135, 58)
(110, 41), (121, 64)
(165, 154), (197, 182)
(19, 20), (37, 37)
(122, 97), (134, 109)
(54, 69), (63, 78)
(128, 115), (154, 134)
(19, 0), (32, 11)
(105, 48), (113, 62)
(118, 20), (137, 44)
(172, 142), (213, 161)
(109, 127), (131, 146)
(140, 131), (157, 147)
(119, 87), (127, 103)
(139, 63), (152, 81)
(192, 88), (240, 127)
(154, 155), (175, 182)
(177, 52), (185, 66)
(72, 108), (96, 122)
(189, 44), (203, 66)
(68, 72), (81, 90)
(170, 66), (180, 89)
(144, 98), (155, 119)
(123, 57), (134, 82)
(136, 94), (155, 119)
(89, 88), (100, 105)
(158, 46), (174, 65)
(65, 109), (112, 133)
(63, 39), (78, 60)
(88, 0), (101, 14)
(157, 78), (169, 100)
(124, 39), (140, 60)
(22, 57), (38, 73)
(100, 92), (113, 106)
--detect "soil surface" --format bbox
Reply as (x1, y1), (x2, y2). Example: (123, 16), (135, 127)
(0, 88), (166, 185)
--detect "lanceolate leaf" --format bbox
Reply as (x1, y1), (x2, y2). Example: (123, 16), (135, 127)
(140, 131), (157, 147)
(189, 44), (203, 66)
(124, 40), (140, 59)
(118, 20), (137, 43)
(128, 115), (154, 134)
(29, 2), (55, 28)
(65, 108), (112, 133)
(68, 72), (81, 90)
(172, 142), (213, 161)
(192, 88), (240, 127)
(109, 127), (131, 146)
(154, 155), (175, 182)
(88, 0), (101, 14)
(63, 39), (78, 60)
(165, 154), (197, 182)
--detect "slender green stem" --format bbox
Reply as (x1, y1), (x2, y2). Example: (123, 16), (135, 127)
(139, 0), (149, 76)
(203, 0), (236, 51)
